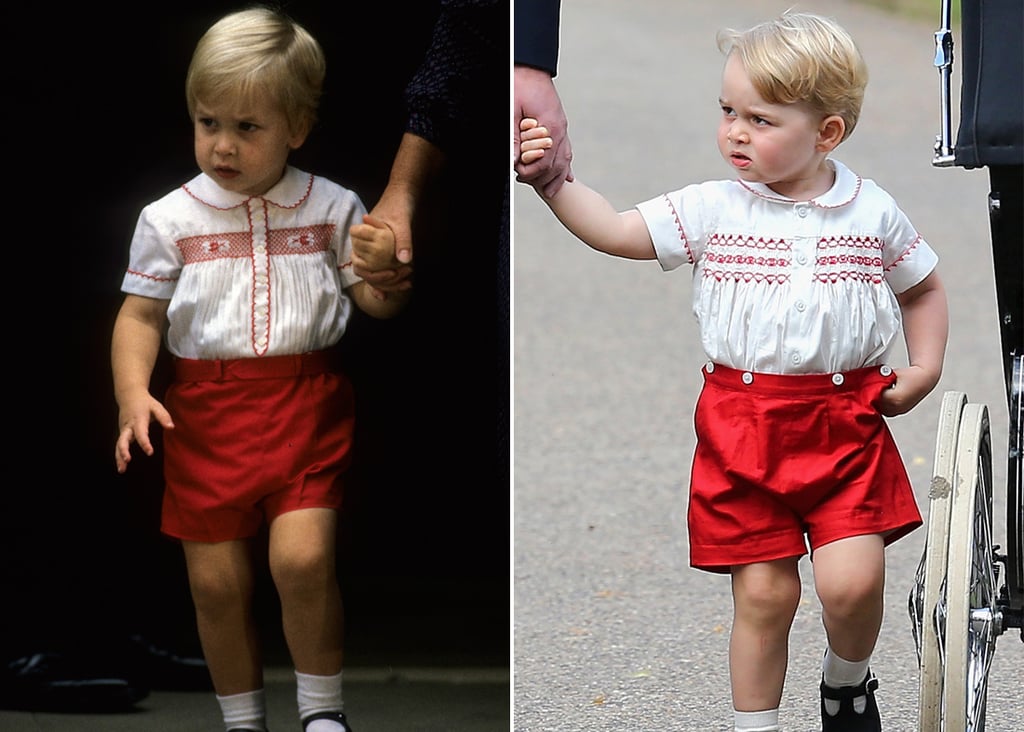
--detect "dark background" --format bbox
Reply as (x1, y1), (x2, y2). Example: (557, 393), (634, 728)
(4, 2), (508, 668)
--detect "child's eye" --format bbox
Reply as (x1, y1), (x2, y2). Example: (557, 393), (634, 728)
(721, 105), (736, 117)
(198, 117), (216, 129)
(751, 116), (770, 126)
(238, 121), (258, 132)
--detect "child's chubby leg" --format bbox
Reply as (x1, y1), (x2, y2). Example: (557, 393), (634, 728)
(729, 557), (802, 713)
(811, 533), (885, 662)
(268, 508), (345, 676)
(812, 534), (885, 725)
(518, 117), (553, 165)
(181, 539), (264, 695)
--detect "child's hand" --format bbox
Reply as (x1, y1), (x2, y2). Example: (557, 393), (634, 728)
(115, 393), (174, 474)
(878, 365), (938, 417)
(519, 117), (553, 165)
(351, 214), (403, 300)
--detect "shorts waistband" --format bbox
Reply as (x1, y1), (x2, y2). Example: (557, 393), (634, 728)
(701, 362), (894, 395)
(173, 351), (336, 382)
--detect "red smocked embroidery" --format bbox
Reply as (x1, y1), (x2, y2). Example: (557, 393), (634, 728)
(175, 225), (335, 263)
(814, 235), (885, 284)
(267, 224), (335, 255)
(177, 231), (253, 263)
(702, 233), (791, 283)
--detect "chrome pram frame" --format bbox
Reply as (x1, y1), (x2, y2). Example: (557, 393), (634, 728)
(909, 0), (1024, 730)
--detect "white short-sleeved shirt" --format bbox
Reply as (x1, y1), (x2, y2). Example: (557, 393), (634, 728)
(121, 166), (364, 360)
(635, 159), (938, 375)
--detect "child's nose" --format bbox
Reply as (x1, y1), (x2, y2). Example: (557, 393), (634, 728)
(213, 133), (236, 155)
(727, 121), (749, 143)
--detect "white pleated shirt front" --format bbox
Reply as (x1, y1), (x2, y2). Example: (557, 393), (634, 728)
(635, 159), (938, 375)
(121, 166), (364, 360)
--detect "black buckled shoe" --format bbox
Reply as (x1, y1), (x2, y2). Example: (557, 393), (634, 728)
(302, 710), (353, 731)
(820, 671), (881, 731)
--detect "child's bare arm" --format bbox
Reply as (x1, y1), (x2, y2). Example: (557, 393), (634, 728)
(111, 294), (173, 473)
(518, 119), (655, 261)
(882, 271), (949, 416)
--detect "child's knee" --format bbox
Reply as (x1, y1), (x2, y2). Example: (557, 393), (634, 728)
(270, 546), (333, 596)
(816, 569), (884, 619)
(732, 562), (802, 623)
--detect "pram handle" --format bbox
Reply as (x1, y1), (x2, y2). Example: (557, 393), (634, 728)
(932, 0), (956, 167)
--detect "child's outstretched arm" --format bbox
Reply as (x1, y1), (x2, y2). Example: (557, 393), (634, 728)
(350, 214), (412, 318)
(518, 118), (656, 261)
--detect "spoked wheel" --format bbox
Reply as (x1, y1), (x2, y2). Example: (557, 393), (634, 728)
(942, 403), (999, 731)
(911, 390), (968, 731)
(1006, 355), (1023, 636)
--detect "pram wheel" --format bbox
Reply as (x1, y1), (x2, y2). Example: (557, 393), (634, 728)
(942, 403), (998, 731)
(910, 390), (967, 731)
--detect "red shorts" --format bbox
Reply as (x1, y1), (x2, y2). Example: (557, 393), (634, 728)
(687, 363), (922, 573)
(161, 352), (355, 543)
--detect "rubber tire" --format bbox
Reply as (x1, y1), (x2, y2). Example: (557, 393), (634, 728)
(914, 390), (967, 732)
(942, 403), (997, 732)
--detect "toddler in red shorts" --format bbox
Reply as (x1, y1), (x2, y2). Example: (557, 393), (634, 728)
(518, 10), (948, 732)
(111, 7), (408, 732)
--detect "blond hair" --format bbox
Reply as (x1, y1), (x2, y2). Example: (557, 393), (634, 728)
(185, 6), (325, 136)
(717, 12), (868, 141)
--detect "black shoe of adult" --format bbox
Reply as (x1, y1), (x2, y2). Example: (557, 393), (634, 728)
(302, 710), (353, 731)
(123, 634), (213, 692)
(820, 671), (882, 732)
(0, 651), (149, 713)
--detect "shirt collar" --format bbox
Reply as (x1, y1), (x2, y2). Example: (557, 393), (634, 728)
(181, 165), (314, 210)
(737, 159), (862, 209)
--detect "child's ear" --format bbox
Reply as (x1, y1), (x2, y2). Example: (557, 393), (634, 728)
(816, 115), (846, 152)
(289, 118), (312, 150)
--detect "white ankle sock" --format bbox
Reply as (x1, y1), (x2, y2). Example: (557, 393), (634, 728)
(822, 647), (870, 714)
(734, 708), (780, 731)
(217, 688), (267, 731)
(296, 670), (345, 729)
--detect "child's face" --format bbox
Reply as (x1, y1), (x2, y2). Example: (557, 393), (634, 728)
(716, 53), (830, 198)
(192, 95), (307, 197)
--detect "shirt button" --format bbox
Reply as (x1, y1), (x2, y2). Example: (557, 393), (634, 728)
(705, 362), (715, 373)
(832, 373), (845, 386)
(795, 300), (806, 312)
(796, 205), (809, 218)
(797, 253), (808, 265)
(791, 353), (802, 364)
(742, 372), (753, 384)
(880, 365), (893, 376)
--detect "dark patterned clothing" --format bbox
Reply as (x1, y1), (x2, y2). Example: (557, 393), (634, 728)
(404, 0), (505, 153)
